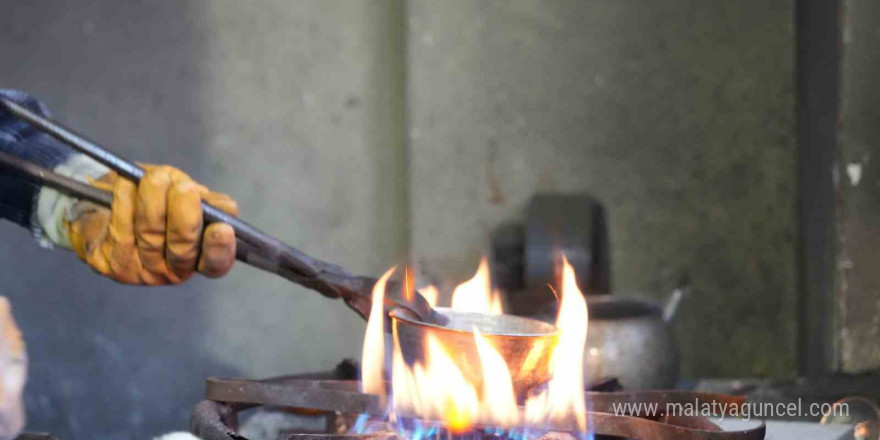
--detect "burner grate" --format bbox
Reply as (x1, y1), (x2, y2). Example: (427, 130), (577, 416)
(189, 362), (765, 440)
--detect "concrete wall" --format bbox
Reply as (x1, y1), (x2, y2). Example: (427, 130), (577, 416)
(407, 0), (797, 377)
(1, 1), (799, 438)
(1, 2), (404, 438)
(837, 0), (880, 373)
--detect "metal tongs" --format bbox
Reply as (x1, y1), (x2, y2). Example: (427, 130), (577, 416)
(0, 97), (443, 325)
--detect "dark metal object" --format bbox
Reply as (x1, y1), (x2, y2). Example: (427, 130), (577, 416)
(498, 194), (610, 317)
(588, 413), (763, 440)
(193, 376), (764, 440)
(795, 0), (839, 376)
(585, 390), (746, 417)
(205, 378), (384, 417)
(694, 374), (880, 422)
(205, 377), (747, 420)
(491, 222), (526, 291)
(0, 98), (441, 325)
(525, 194), (609, 296)
(0, 151), (113, 207)
(191, 400), (249, 440)
(586, 377), (622, 392)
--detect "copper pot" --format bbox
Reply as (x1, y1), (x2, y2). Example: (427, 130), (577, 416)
(390, 307), (559, 397)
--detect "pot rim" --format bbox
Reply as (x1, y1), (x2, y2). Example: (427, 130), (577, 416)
(390, 307), (559, 339)
(586, 295), (664, 320)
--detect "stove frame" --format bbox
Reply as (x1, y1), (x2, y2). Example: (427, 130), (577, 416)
(189, 363), (765, 440)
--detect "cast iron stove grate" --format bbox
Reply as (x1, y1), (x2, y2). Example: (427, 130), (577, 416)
(189, 361), (765, 440)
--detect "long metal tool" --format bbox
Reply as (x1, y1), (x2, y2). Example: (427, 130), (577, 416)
(1, 98), (317, 277)
(0, 97), (441, 324)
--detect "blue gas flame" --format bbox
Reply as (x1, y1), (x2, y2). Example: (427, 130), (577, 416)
(351, 413), (594, 440)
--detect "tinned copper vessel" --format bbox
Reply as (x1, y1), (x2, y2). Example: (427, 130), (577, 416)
(390, 307), (559, 397)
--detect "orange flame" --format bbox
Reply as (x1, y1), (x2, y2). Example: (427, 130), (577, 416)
(523, 257), (588, 430)
(361, 267), (396, 406)
(391, 326), (479, 433)
(363, 255), (589, 433)
(404, 266), (415, 301)
(473, 327), (519, 427)
(544, 256), (588, 429)
(451, 257), (504, 314)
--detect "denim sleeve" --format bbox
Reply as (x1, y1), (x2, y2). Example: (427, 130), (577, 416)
(0, 90), (72, 227)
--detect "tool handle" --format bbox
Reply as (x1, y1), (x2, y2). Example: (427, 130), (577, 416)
(0, 151), (114, 207)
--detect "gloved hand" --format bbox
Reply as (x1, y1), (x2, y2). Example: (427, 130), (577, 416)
(67, 165), (238, 285)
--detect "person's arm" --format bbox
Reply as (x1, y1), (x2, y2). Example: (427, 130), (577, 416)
(0, 90), (113, 249)
(0, 90), (238, 284)
(1, 91), (72, 229)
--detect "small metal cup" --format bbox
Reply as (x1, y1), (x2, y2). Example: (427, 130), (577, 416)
(390, 307), (559, 398)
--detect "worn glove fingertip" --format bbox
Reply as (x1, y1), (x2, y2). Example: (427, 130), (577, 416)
(217, 197), (239, 217)
(198, 223), (236, 278)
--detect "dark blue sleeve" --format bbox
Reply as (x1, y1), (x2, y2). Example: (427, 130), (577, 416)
(0, 90), (72, 227)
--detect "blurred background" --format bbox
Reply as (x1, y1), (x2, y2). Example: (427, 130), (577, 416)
(0, 0), (876, 438)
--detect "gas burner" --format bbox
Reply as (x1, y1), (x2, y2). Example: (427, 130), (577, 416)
(189, 363), (765, 440)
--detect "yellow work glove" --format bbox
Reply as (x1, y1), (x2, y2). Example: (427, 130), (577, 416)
(66, 165), (238, 285)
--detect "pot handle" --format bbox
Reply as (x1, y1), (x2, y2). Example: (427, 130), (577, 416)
(662, 288), (686, 323)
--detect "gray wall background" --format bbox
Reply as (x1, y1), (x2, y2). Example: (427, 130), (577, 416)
(2, 2), (401, 439)
(406, 0), (797, 378)
(1, 1), (802, 439)
(837, 0), (880, 373)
